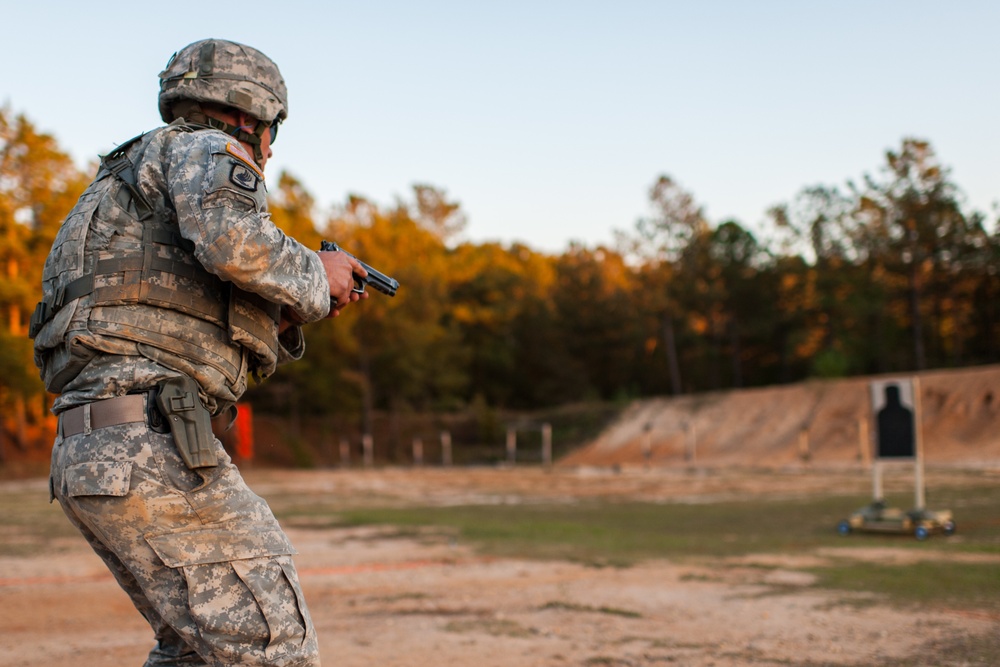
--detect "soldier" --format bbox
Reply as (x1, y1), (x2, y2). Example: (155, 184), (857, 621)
(29, 39), (362, 666)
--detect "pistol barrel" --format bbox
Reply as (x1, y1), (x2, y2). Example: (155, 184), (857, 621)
(319, 240), (400, 298)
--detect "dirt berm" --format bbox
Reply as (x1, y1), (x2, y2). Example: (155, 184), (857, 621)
(561, 365), (1000, 468)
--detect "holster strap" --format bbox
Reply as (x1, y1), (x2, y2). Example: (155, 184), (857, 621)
(60, 394), (147, 437)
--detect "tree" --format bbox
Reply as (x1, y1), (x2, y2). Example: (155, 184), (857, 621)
(447, 241), (556, 406)
(327, 191), (468, 450)
(621, 175), (712, 395)
(858, 138), (980, 370)
(0, 106), (89, 455)
(767, 184), (857, 264)
(411, 184), (467, 244)
(633, 175), (710, 263)
(706, 220), (771, 387)
(551, 244), (640, 401)
(767, 185), (874, 377)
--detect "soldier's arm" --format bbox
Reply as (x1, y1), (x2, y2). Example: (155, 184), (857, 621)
(165, 131), (332, 325)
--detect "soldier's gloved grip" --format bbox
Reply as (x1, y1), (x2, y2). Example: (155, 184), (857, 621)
(155, 376), (219, 469)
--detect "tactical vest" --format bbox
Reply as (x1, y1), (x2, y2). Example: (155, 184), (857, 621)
(30, 123), (281, 399)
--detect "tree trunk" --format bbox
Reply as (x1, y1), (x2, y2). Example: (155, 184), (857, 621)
(909, 261), (926, 370)
(359, 343), (374, 441)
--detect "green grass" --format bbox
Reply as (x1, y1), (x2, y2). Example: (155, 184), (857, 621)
(5, 475), (998, 613)
(6, 471), (996, 664)
(282, 486), (999, 559)
(323, 500), (837, 563)
(274, 482), (1000, 613)
(540, 601), (643, 618)
(811, 560), (1000, 612)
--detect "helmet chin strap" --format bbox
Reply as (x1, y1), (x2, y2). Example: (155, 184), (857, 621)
(206, 117), (267, 168)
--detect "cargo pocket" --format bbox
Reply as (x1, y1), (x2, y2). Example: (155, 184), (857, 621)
(145, 525), (308, 662)
(145, 525), (297, 568)
(232, 557), (310, 660)
(65, 461), (133, 497)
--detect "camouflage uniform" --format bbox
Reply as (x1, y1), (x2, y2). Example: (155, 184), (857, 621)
(35, 40), (326, 667)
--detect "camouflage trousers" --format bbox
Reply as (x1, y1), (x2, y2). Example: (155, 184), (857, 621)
(49, 398), (321, 667)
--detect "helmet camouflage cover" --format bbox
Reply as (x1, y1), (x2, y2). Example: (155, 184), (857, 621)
(158, 39), (288, 124)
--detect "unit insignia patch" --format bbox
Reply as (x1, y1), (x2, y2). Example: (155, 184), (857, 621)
(230, 163), (259, 191)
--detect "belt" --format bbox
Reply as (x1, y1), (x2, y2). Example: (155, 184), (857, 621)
(60, 394), (148, 437)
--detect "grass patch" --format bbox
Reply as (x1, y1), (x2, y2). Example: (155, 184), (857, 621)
(322, 499), (837, 563)
(582, 658), (632, 667)
(301, 485), (999, 564)
(273, 482), (1000, 616)
(810, 560), (1000, 613)
(368, 592), (430, 603)
(895, 632), (1000, 667)
(540, 601), (642, 618)
(3, 473), (997, 620)
(444, 617), (535, 638)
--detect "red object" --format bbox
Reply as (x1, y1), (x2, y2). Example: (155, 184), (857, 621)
(233, 404), (255, 461)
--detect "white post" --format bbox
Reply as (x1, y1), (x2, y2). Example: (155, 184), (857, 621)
(686, 421), (697, 462)
(858, 418), (870, 468)
(412, 438), (423, 467)
(641, 423), (652, 467)
(339, 438), (350, 467)
(506, 427), (516, 465)
(913, 377), (926, 510)
(873, 459), (883, 502)
(441, 430), (452, 467)
(362, 433), (374, 468)
(541, 423), (552, 467)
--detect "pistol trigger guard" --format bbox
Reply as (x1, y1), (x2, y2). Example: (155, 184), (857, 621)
(352, 280), (366, 295)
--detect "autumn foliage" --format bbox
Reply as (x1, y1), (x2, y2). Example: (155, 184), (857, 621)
(1, 106), (998, 459)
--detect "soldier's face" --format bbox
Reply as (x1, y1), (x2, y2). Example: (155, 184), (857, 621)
(257, 120), (273, 171)
(234, 111), (274, 171)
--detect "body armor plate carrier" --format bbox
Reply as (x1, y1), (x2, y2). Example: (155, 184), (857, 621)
(30, 123), (281, 398)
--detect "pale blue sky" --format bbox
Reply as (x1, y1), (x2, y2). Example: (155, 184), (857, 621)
(3, 1), (997, 252)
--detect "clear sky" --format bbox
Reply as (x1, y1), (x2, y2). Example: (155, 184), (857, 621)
(2, 1), (997, 253)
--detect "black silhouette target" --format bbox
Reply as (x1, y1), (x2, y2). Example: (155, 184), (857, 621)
(870, 380), (916, 459)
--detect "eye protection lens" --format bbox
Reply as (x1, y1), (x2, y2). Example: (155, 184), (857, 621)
(268, 118), (281, 144)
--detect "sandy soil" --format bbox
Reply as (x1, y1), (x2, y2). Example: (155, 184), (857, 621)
(1, 466), (997, 667)
(562, 365), (1000, 468)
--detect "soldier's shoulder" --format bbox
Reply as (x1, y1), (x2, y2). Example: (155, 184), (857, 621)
(158, 122), (231, 152)
(160, 125), (261, 171)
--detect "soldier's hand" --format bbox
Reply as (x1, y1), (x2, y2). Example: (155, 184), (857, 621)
(318, 250), (369, 316)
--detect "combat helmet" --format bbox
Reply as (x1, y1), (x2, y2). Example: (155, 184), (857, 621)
(158, 39), (287, 164)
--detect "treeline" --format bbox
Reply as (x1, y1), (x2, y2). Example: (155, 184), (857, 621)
(1, 105), (998, 451)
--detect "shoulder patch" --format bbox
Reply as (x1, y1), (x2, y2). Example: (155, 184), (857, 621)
(230, 162), (260, 192)
(225, 142), (264, 192)
(225, 142), (264, 178)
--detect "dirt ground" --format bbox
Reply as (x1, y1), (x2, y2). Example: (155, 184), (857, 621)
(562, 365), (1000, 469)
(1, 465), (998, 667)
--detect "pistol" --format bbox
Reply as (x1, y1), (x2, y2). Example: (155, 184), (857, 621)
(320, 241), (400, 304)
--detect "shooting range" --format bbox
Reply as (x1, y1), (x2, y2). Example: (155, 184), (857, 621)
(836, 377), (956, 540)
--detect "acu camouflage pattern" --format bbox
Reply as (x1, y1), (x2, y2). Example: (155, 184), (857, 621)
(50, 404), (320, 666)
(35, 122), (330, 415)
(39, 115), (330, 664)
(159, 39), (289, 125)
